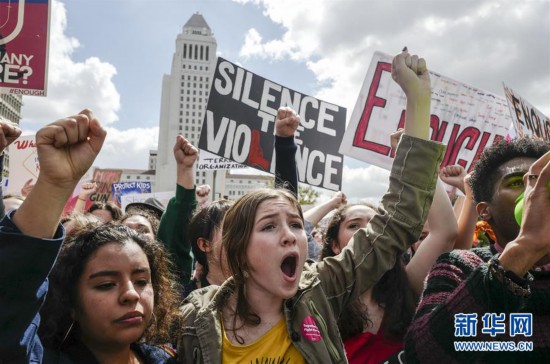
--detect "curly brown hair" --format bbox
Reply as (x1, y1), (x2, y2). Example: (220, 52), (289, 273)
(39, 222), (180, 348)
(87, 201), (123, 221)
(120, 207), (160, 237)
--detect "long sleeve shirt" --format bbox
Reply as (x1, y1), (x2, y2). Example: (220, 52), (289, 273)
(404, 245), (550, 363)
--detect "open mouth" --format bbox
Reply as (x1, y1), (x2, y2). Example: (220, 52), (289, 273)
(281, 254), (297, 278)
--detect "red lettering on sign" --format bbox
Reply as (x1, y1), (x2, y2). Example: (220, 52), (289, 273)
(352, 61), (392, 155)
(247, 129), (270, 170)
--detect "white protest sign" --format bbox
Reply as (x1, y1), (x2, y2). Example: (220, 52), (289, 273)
(503, 83), (550, 141)
(340, 52), (511, 172)
(112, 181), (152, 206)
(7, 135), (38, 194)
(197, 149), (248, 171)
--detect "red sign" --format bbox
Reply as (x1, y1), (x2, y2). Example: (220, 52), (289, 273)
(0, 0), (51, 96)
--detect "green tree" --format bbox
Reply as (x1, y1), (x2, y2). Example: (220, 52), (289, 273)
(265, 177), (319, 205)
(298, 184), (319, 205)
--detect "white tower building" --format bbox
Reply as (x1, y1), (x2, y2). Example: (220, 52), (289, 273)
(154, 13), (220, 193)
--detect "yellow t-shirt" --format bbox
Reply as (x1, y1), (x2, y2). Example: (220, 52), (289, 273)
(222, 316), (305, 363)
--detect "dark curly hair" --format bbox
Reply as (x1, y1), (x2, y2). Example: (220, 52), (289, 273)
(188, 199), (233, 274)
(121, 207), (160, 237)
(60, 213), (101, 236)
(87, 201), (123, 221)
(469, 138), (549, 204)
(320, 202), (415, 341)
(39, 222), (181, 349)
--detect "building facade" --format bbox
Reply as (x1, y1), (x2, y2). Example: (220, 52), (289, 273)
(154, 13), (221, 194)
(224, 173), (272, 199)
(0, 94), (22, 178)
(154, 13), (278, 200)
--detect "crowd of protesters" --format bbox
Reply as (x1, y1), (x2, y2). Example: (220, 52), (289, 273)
(1, 49), (549, 363)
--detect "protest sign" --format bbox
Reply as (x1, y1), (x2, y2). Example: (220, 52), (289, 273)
(90, 169), (122, 203)
(340, 51), (511, 172)
(0, 0), (51, 96)
(62, 166), (96, 216)
(197, 149), (248, 171)
(503, 83), (550, 142)
(7, 135), (38, 194)
(120, 191), (174, 212)
(198, 57), (346, 191)
(112, 181), (152, 206)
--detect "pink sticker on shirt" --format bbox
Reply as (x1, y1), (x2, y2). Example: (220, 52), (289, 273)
(302, 316), (322, 342)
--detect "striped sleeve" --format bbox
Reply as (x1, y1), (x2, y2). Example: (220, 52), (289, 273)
(404, 248), (527, 363)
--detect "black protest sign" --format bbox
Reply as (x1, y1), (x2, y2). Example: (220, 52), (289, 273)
(198, 57), (346, 191)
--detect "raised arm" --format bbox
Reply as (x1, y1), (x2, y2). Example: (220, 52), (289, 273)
(157, 135), (199, 284)
(440, 164), (478, 250)
(405, 177), (457, 296)
(274, 106), (300, 197)
(14, 111), (105, 237)
(72, 181), (97, 214)
(316, 49), (445, 313)
(393, 47), (431, 139)
(392, 127), (458, 295)
(304, 191), (347, 227)
(0, 110), (106, 362)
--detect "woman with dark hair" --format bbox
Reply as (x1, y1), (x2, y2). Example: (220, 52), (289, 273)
(0, 111), (179, 363)
(39, 222), (180, 362)
(185, 199), (233, 294)
(156, 134), (230, 292)
(320, 135), (457, 363)
(176, 49), (447, 363)
(87, 201), (123, 223)
(121, 207), (161, 243)
(158, 106), (301, 293)
(320, 201), (377, 260)
(61, 212), (101, 235)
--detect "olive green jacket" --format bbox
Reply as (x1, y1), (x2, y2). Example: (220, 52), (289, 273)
(176, 135), (446, 363)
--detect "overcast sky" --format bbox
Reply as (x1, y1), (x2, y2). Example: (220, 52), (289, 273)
(17, 0), (550, 201)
